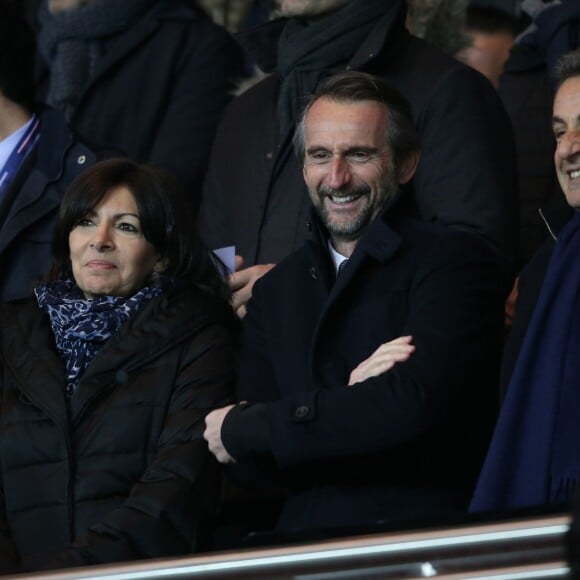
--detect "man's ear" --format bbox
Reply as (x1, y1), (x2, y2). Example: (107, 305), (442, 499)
(397, 150), (421, 185)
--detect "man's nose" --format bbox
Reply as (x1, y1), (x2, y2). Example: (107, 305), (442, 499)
(325, 156), (352, 189)
(557, 131), (580, 160)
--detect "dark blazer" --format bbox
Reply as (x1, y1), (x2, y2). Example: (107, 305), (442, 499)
(36, 0), (242, 199)
(222, 205), (507, 531)
(0, 284), (236, 572)
(199, 3), (518, 267)
(0, 106), (97, 303)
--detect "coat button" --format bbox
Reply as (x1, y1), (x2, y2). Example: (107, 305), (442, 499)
(77, 155), (86, 165)
(306, 220), (312, 232)
(309, 266), (319, 280)
(115, 369), (129, 385)
(294, 405), (309, 419)
(19, 392), (32, 405)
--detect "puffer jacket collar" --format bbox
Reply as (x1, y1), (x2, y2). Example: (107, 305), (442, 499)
(1, 283), (234, 428)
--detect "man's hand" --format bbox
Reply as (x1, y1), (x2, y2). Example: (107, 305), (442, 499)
(348, 335), (415, 386)
(228, 256), (275, 318)
(204, 405), (237, 464)
(504, 276), (518, 332)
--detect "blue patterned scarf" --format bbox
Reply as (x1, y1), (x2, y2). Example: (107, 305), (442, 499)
(35, 279), (163, 396)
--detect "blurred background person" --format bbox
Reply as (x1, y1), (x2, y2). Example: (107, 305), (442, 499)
(456, 2), (521, 89)
(0, 159), (237, 572)
(196, 0), (270, 33)
(34, 0), (243, 204)
(0, 3), (98, 303)
(406, 0), (469, 56)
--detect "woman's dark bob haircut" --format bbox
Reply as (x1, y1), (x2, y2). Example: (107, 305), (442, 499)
(50, 158), (228, 299)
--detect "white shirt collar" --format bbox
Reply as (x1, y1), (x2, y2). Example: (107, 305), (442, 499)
(327, 239), (349, 274)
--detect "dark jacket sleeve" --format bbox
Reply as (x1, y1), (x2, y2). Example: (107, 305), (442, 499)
(46, 323), (235, 569)
(223, 234), (504, 471)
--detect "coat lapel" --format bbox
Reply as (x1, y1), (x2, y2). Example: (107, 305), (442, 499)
(307, 212), (403, 384)
(325, 213), (402, 305)
(0, 169), (61, 256)
(0, 107), (88, 256)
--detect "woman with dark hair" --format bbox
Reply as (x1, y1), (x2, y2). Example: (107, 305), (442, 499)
(0, 158), (237, 572)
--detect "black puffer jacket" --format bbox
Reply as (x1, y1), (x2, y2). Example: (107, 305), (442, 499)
(0, 283), (236, 572)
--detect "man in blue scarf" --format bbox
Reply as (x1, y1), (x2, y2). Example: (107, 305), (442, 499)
(471, 47), (580, 512)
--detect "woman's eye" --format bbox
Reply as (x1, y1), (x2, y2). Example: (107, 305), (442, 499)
(117, 222), (139, 233)
(75, 218), (93, 228)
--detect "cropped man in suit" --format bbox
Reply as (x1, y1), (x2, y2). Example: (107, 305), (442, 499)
(0, 5), (97, 302)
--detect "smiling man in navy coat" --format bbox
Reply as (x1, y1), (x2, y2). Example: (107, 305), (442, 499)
(204, 72), (508, 532)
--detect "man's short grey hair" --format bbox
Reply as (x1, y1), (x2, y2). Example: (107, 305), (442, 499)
(554, 48), (580, 90)
(293, 71), (420, 177)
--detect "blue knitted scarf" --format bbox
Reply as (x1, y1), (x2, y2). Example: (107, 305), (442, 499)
(35, 279), (163, 396)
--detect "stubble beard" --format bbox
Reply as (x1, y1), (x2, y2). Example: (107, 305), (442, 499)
(314, 178), (399, 243)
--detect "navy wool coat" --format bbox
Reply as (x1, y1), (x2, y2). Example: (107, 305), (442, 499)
(223, 205), (508, 531)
